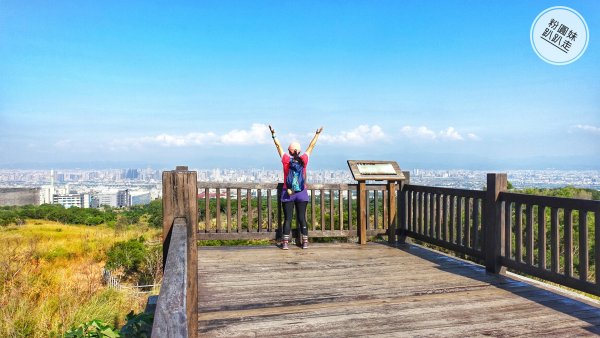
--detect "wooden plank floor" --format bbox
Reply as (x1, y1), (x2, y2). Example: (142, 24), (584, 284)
(198, 243), (600, 337)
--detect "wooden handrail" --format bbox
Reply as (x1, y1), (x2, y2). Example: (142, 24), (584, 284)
(152, 167), (198, 337)
(152, 218), (191, 337)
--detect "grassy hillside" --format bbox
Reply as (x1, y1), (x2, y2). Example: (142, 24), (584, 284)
(0, 220), (161, 337)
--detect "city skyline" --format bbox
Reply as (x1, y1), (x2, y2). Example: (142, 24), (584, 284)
(2, 167), (600, 191)
(1, 1), (599, 170)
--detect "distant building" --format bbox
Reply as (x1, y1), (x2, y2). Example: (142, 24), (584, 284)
(130, 191), (151, 205)
(53, 193), (90, 208)
(95, 189), (131, 208)
(97, 192), (118, 207)
(0, 188), (42, 206)
(117, 190), (130, 207)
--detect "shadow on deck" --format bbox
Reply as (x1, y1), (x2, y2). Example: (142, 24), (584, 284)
(197, 243), (600, 337)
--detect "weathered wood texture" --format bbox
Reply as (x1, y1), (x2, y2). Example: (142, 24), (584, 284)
(156, 167), (198, 337)
(197, 243), (600, 337)
(153, 220), (190, 337)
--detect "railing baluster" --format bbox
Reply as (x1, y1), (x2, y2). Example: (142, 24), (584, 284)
(320, 189), (325, 232)
(550, 207), (559, 272)
(407, 190), (413, 232)
(515, 203), (523, 263)
(311, 189), (316, 231)
(347, 189), (353, 231)
(457, 196), (463, 246)
(330, 189), (334, 231)
(205, 188), (210, 232)
(415, 191), (420, 234)
(339, 190), (344, 232)
(247, 189), (252, 232)
(431, 193), (437, 238)
(565, 209), (573, 277)
(412, 191), (418, 234)
(400, 189), (407, 235)
(227, 188), (231, 234)
(505, 201), (512, 259)
(366, 190), (372, 230)
(423, 192), (429, 236)
(237, 188), (242, 232)
(538, 205), (546, 269)
(257, 189), (262, 232)
(383, 189), (388, 230)
(526, 204), (534, 265)
(449, 195), (455, 244)
(579, 211), (588, 281)
(436, 194), (442, 240)
(374, 190), (379, 230)
(267, 189), (272, 232)
(419, 192), (425, 235)
(443, 195), (450, 242)
(216, 188), (221, 233)
(464, 198), (471, 248)
(472, 199), (480, 249)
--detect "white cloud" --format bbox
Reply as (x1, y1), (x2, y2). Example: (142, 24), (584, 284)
(137, 132), (217, 147)
(438, 127), (464, 141)
(570, 124), (600, 135)
(111, 123), (480, 150)
(112, 123), (270, 149)
(319, 125), (387, 144)
(399, 126), (477, 142)
(220, 123), (270, 145)
(399, 126), (437, 140)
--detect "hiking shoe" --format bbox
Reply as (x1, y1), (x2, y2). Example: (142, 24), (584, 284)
(282, 240), (289, 250)
(302, 236), (309, 249)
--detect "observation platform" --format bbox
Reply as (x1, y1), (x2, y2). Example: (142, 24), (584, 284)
(151, 167), (600, 337)
(197, 243), (600, 337)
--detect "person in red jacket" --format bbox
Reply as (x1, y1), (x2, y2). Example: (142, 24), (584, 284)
(268, 125), (323, 250)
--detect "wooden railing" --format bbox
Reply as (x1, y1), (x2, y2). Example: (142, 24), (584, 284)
(499, 191), (600, 296)
(401, 184), (486, 259)
(197, 182), (399, 240)
(152, 167), (198, 338)
(197, 173), (600, 297)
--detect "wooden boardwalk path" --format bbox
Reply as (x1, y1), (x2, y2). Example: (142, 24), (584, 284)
(198, 243), (600, 337)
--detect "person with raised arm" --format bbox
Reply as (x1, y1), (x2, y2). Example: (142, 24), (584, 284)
(269, 125), (323, 250)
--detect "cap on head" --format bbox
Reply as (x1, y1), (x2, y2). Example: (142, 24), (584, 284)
(288, 142), (301, 154)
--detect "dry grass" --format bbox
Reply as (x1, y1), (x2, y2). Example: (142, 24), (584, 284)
(0, 220), (161, 337)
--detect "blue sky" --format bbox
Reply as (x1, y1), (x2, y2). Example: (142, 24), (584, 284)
(0, 1), (598, 170)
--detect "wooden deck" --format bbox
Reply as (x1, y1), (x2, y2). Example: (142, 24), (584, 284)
(198, 243), (600, 337)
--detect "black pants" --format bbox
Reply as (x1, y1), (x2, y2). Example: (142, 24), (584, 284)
(283, 201), (308, 237)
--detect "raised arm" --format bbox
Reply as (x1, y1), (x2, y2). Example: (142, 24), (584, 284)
(305, 127), (323, 156)
(268, 125), (284, 158)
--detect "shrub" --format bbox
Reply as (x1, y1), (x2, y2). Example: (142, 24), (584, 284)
(105, 239), (146, 275)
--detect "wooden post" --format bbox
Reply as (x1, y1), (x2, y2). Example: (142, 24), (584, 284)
(162, 166), (198, 336)
(398, 171), (410, 244)
(484, 173), (507, 274)
(358, 181), (367, 245)
(387, 181), (397, 245)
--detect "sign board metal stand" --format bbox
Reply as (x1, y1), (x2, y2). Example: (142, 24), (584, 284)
(348, 160), (406, 245)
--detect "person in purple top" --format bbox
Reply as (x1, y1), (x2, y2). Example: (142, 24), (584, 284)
(269, 125), (323, 250)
